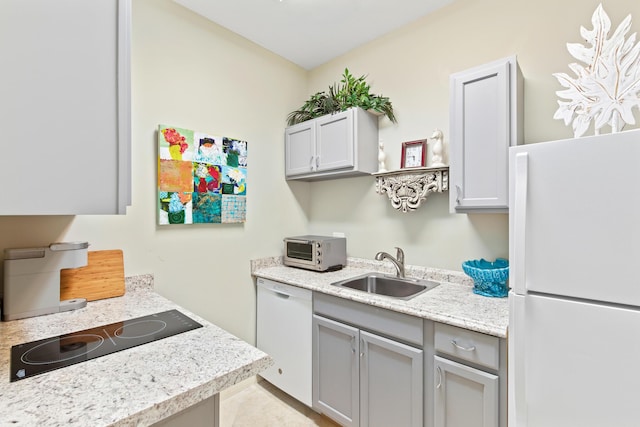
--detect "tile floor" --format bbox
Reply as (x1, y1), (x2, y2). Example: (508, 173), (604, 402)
(220, 379), (340, 427)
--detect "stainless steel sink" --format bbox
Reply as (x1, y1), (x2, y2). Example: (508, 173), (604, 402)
(331, 273), (439, 300)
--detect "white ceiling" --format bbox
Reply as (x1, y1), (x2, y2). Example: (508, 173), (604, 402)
(173, 0), (454, 70)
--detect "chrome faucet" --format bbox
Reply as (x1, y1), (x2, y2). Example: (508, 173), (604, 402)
(375, 247), (405, 278)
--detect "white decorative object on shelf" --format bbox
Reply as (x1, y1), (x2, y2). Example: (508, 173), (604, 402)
(430, 129), (446, 167)
(373, 166), (449, 213)
(553, 3), (640, 137)
(377, 140), (388, 173)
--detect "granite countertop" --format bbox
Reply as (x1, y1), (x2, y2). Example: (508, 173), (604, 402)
(252, 257), (508, 338)
(0, 275), (272, 427)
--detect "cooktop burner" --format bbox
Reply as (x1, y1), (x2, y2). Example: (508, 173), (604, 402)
(10, 309), (202, 382)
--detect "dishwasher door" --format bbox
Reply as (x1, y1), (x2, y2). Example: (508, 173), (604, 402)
(256, 278), (312, 407)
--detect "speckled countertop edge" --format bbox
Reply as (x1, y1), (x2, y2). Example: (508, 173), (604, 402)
(251, 257), (508, 338)
(0, 274), (272, 427)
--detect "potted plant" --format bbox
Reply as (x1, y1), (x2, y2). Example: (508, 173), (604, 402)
(286, 68), (397, 126)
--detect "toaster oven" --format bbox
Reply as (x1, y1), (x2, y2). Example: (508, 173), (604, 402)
(283, 235), (346, 272)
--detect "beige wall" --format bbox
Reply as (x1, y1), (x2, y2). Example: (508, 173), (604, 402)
(1, 0), (638, 344)
(0, 0), (308, 343)
(306, 0), (640, 270)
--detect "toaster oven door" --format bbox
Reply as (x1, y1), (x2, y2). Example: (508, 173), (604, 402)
(285, 239), (314, 262)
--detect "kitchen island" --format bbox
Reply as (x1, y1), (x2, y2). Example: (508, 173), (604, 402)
(0, 275), (272, 426)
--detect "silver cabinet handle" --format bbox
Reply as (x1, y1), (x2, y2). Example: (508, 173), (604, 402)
(451, 339), (476, 352)
(455, 185), (462, 204)
(309, 156), (314, 170)
(436, 366), (442, 389)
(316, 156), (320, 168)
(351, 335), (356, 354)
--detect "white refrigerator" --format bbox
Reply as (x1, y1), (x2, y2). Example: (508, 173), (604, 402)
(508, 129), (640, 427)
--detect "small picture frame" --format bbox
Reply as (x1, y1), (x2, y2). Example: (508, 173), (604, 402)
(401, 139), (427, 168)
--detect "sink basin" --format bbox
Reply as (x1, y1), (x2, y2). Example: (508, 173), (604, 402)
(331, 273), (439, 300)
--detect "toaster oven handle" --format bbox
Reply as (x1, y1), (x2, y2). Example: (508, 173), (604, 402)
(284, 238), (313, 245)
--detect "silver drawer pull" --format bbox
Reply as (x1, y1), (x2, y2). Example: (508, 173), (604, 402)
(451, 339), (476, 352)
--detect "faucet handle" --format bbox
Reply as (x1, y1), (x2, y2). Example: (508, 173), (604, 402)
(394, 247), (405, 263)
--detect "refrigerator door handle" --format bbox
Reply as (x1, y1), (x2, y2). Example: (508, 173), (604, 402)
(513, 152), (529, 294)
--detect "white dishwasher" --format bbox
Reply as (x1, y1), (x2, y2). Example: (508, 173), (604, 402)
(256, 278), (312, 407)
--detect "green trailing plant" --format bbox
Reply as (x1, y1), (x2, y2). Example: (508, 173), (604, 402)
(286, 68), (396, 126)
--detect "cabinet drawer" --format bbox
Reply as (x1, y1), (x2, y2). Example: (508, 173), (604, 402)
(434, 323), (499, 370)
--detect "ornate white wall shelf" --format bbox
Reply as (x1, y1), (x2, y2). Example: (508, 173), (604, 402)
(373, 166), (449, 212)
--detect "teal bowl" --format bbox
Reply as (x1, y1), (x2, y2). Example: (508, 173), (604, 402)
(462, 258), (509, 298)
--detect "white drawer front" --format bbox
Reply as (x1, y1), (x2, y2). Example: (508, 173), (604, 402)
(434, 323), (499, 370)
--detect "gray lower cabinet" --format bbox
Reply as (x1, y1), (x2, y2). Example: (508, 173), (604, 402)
(361, 330), (423, 427)
(434, 356), (498, 427)
(433, 323), (506, 427)
(312, 293), (423, 427)
(256, 287), (507, 427)
(313, 315), (359, 427)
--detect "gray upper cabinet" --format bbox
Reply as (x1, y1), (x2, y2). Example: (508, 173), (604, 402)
(449, 56), (523, 213)
(285, 120), (316, 177)
(285, 108), (378, 181)
(0, 0), (131, 215)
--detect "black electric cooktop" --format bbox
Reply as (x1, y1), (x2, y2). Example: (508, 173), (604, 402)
(10, 309), (202, 382)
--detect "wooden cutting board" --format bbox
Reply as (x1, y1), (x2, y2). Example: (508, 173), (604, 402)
(60, 250), (125, 301)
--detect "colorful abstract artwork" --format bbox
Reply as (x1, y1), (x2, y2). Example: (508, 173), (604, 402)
(158, 124), (247, 225)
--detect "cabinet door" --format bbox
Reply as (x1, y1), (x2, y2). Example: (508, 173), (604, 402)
(0, 0), (131, 215)
(360, 331), (423, 427)
(285, 120), (316, 176)
(434, 355), (498, 427)
(316, 109), (355, 172)
(449, 57), (516, 213)
(312, 315), (359, 427)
